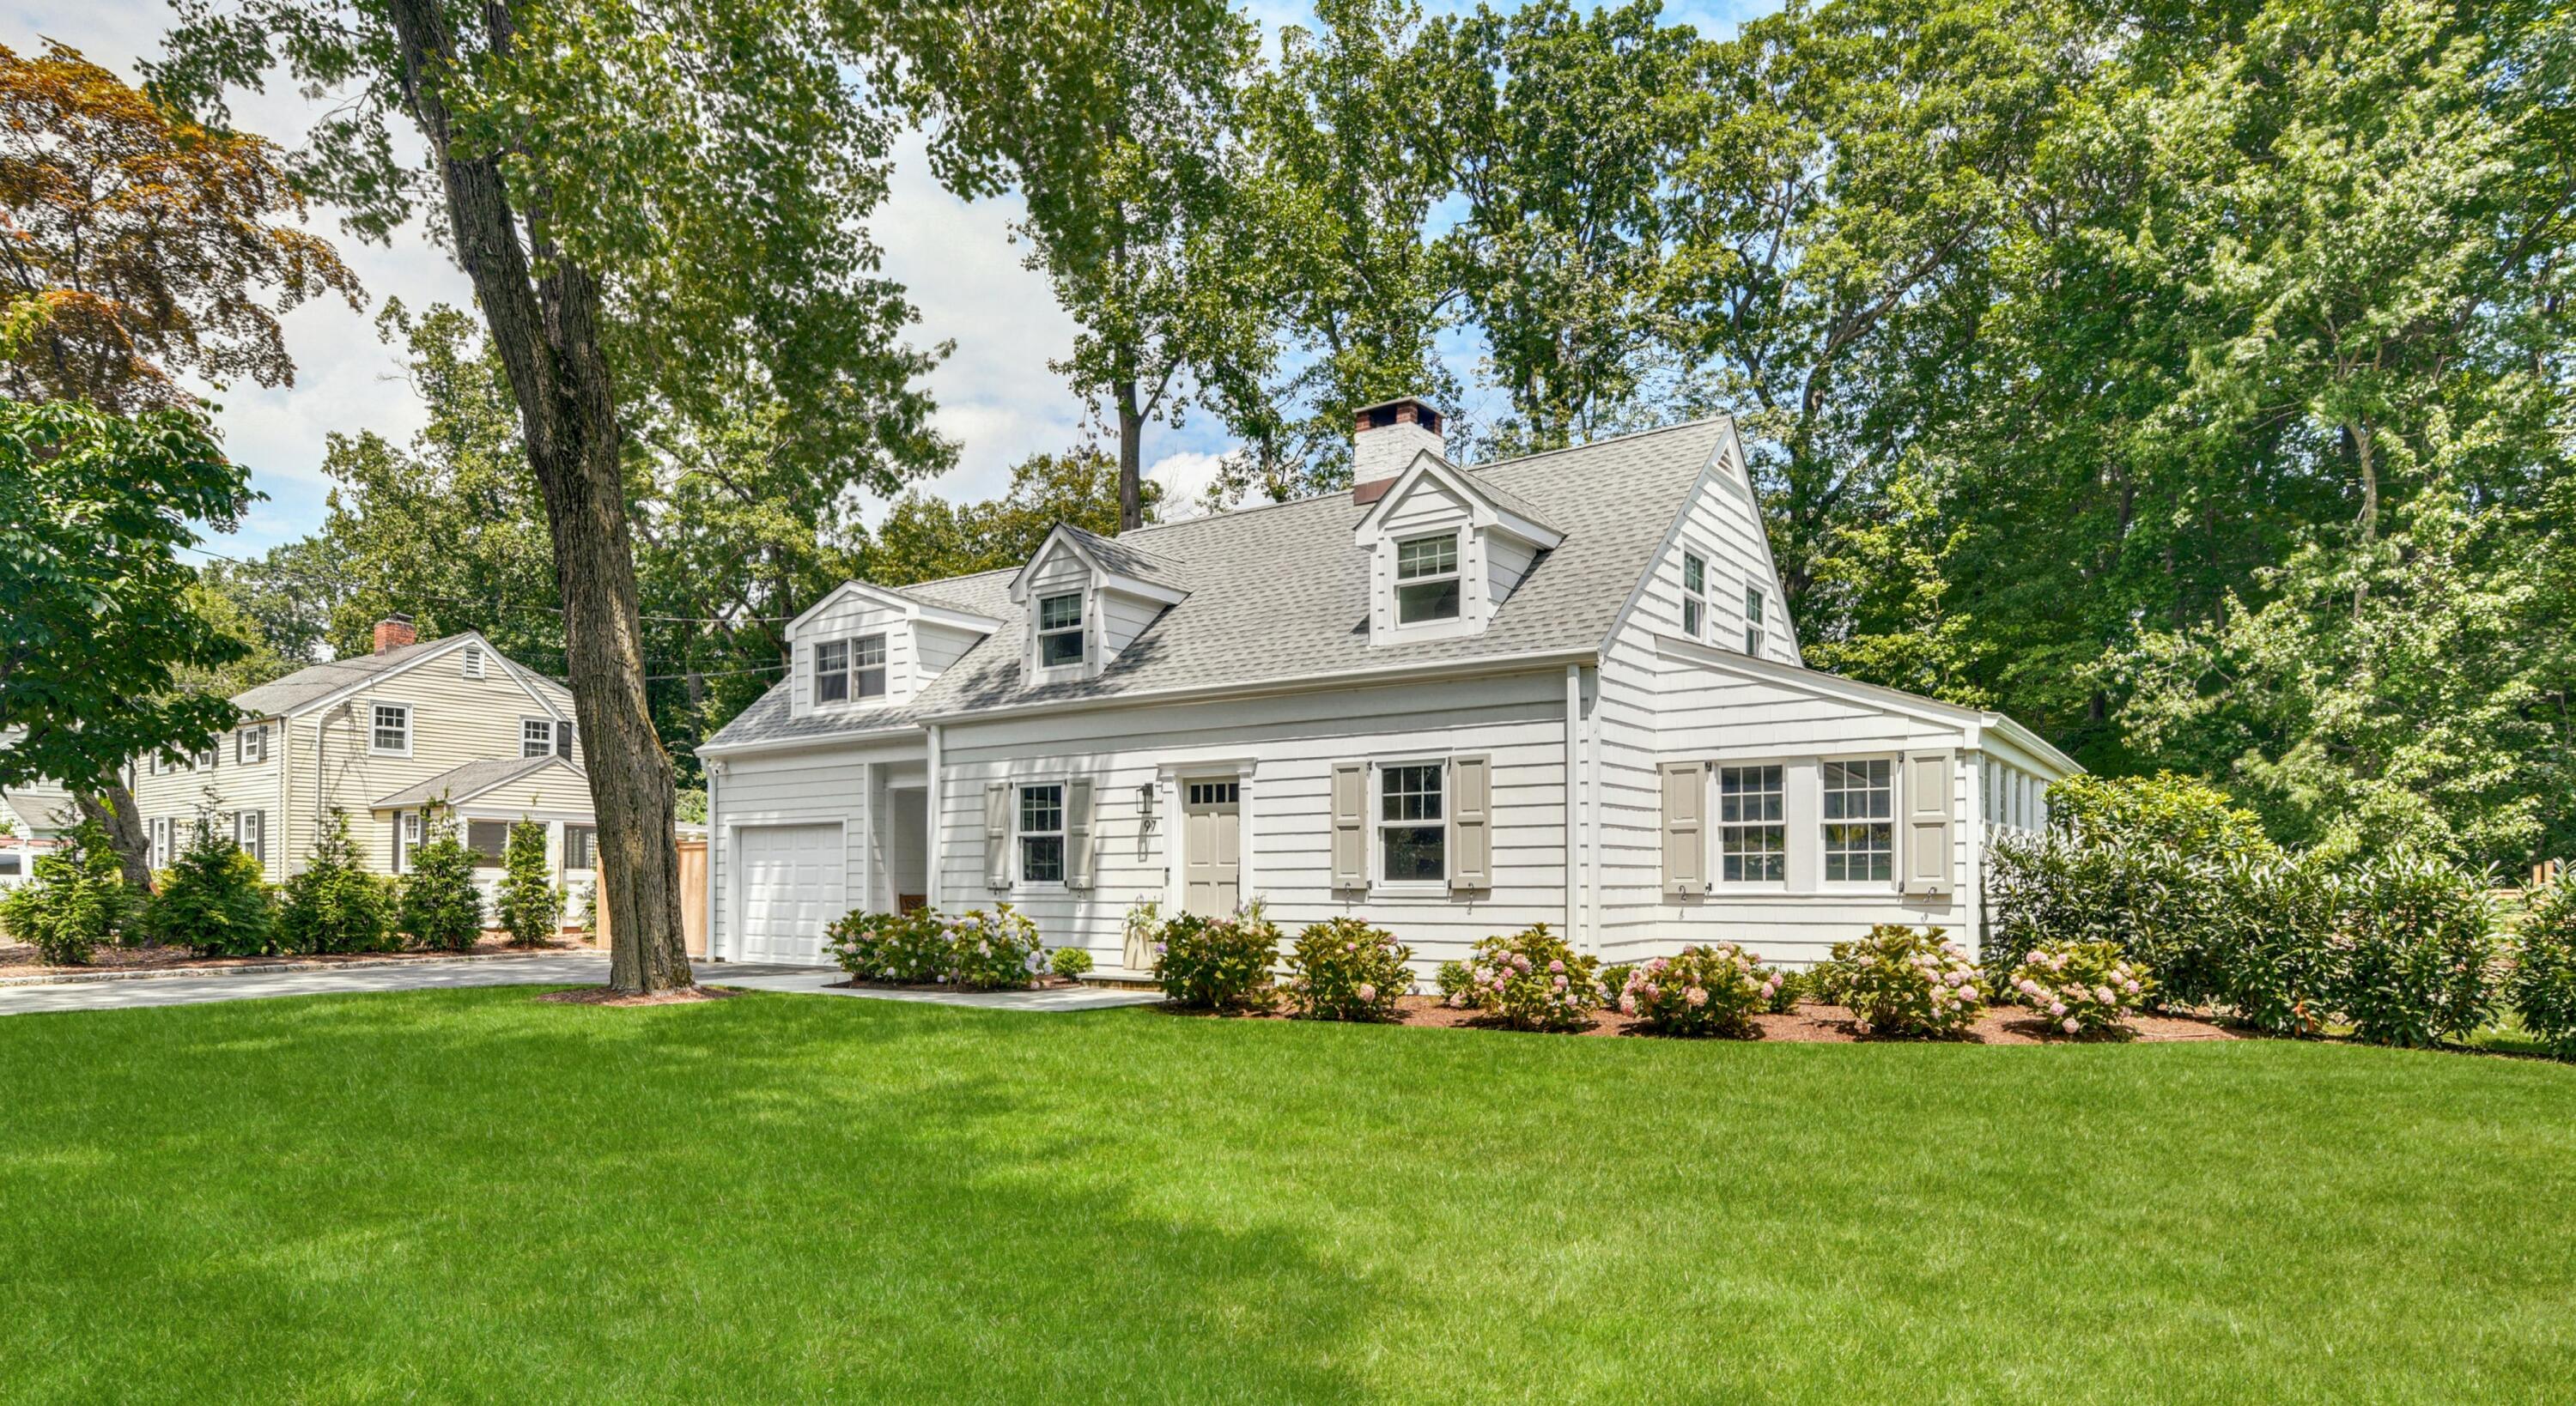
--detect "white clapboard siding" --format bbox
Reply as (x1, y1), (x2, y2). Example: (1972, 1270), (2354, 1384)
(707, 741), (916, 961)
(792, 595), (920, 718)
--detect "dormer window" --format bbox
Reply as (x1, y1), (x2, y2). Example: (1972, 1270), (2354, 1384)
(1744, 585), (1766, 655)
(1037, 593), (1085, 669)
(815, 634), (888, 705)
(1394, 535), (1461, 625)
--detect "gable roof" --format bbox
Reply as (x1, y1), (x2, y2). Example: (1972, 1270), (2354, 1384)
(705, 416), (1735, 751)
(784, 579), (1007, 637)
(1351, 450), (1564, 549)
(373, 755), (585, 810)
(229, 632), (571, 721)
(1008, 524), (1193, 603)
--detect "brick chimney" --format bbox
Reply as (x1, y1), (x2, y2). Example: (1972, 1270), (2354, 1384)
(373, 614), (417, 654)
(1352, 397), (1444, 504)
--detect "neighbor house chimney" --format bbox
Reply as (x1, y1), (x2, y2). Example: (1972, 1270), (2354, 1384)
(1352, 397), (1445, 504)
(373, 614), (417, 654)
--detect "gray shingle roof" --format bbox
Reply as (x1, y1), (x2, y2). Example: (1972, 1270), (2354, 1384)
(1052, 524), (1191, 593)
(373, 755), (580, 810)
(231, 638), (456, 717)
(706, 417), (1729, 748)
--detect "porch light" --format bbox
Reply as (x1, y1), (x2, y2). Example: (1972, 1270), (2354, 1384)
(1137, 783), (1157, 818)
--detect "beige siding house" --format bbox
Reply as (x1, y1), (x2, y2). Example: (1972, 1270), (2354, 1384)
(129, 619), (599, 912)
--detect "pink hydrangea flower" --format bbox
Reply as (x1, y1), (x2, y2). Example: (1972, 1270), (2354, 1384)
(1357, 983), (1376, 1003)
(1685, 986), (1709, 1008)
(2062, 1016), (2081, 1034)
(1619, 995), (1637, 1015)
(2048, 1001), (2067, 1016)
(1547, 958), (1565, 973)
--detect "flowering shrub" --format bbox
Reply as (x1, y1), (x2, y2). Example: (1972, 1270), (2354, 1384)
(1283, 917), (1413, 1021)
(2010, 939), (2153, 1036)
(1456, 924), (1606, 1032)
(1618, 943), (1775, 1038)
(1436, 960), (1475, 1007)
(1051, 945), (1095, 978)
(2510, 879), (2576, 1059)
(1762, 967), (1804, 1014)
(1153, 902), (1280, 1010)
(1835, 924), (1983, 1037)
(824, 907), (952, 984)
(2335, 851), (2497, 1047)
(948, 906), (1047, 991)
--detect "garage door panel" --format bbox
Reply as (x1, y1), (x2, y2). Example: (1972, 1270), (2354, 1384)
(738, 823), (844, 966)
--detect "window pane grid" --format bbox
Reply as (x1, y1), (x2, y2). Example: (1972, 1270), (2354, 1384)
(1718, 765), (1785, 882)
(1377, 762), (1446, 882)
(1019, 785), (1065, 883)
(1822, 760), (1893, 882)
(372, 705), (409, 751)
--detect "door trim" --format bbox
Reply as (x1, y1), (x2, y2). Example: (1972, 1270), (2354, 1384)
(1154, 758), (1258, 918)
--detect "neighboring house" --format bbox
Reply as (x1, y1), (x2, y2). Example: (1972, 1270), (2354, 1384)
(0, 730), (79, 892)
(127, 618), (599, 912)
(697, 400), (2076, 973)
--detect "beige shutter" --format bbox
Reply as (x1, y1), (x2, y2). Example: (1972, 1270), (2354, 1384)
(1330, 762), (1366, 889)
(1903, 750), (1955, 896)
(983, 782), (1012, 889)
(1660, 761), (1704, 895)
(1064, 779), (1097, 889)
(1448, 755), (1491, 892)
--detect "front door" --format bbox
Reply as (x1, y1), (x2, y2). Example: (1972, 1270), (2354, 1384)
(1182, 779), (1241, 918)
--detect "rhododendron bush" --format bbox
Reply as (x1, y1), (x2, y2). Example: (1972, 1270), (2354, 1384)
(1283, 917), (1413, 1021)
(1452, 924), (1606, 1032)
(1835, 924), (1982, 1036)
(2011, 939), (2152, 1035)
(1619, 943), (1776, 1038)
(1152, 903), (1281, 1009)
(2510, 879), (2576, 1059)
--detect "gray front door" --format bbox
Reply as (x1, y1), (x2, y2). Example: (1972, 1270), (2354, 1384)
(1181, 779), (1241, 918)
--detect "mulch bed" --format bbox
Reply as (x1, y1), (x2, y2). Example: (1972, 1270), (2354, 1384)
(536, 985), (743, 1008)
(829, 973), (1087, 992)
(0, 937), (583, 979)
(1160, 993), (2239, 1045)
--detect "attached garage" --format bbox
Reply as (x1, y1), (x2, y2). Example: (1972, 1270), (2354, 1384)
(734, 822), (845, 966)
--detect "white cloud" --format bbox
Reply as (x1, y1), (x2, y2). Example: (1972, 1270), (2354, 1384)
(1145, 451), (1230, 518)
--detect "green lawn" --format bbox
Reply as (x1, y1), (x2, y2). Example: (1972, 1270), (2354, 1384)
(4, 990), (2572, 1403)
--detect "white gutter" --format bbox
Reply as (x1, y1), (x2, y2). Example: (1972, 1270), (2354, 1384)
(703, 762), (721, 961)
(696, 723), (924, 761)
(925, 724), (944, 910)
(917, 646), (1600, 728)
(1563, 664), (1581, 946)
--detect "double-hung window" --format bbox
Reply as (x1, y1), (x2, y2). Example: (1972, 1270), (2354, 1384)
(234, 810), (265, 865)
(1681, 549), (1708, 639)
(1717, 765), (1785, 882)
(1744, 585), (1767, 655)
(815, 634), (889, 704)
(1018, 784), (1065, 882)
(1037, 594), (1085, 669)
(1378, 762), (1446, 882)
(523, 718), (556, 758)
(1394, 535), (1461, 625)
(564, 825), (597, 871)
(466, 820), (511, 869)
(1822, 759), (1894, 882)
(235, 724), (267, 765)
(193, 744), (216, 770)
(370, 704), (410, 755)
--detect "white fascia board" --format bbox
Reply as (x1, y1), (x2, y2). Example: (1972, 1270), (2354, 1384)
(1095, 573), (1190, 608)
(1006, 526), (1099, 603)
(1979, 713), (2082, 778)
(1649, 632), (1991, 734)
(786, 580), (1001, 636)
(283, 633), (490, 721)
(696, 723), (927, 761)
(921, 645), (1599, 726)
(1352, 451), (1564, 549)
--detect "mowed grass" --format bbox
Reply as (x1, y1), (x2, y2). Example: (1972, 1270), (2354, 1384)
(3, 991), (2573, 1403)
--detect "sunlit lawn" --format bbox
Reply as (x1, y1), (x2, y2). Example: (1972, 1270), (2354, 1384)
(3, 986), (2571, 1402)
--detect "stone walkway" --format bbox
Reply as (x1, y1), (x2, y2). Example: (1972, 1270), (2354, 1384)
(700, 963), (1165, 1011)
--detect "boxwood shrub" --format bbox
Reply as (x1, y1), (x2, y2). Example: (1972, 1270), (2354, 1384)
(1152, 903), (1280, 1010)
(1283, 917), (1413, 1021)
(1051, 944), (1095, 978)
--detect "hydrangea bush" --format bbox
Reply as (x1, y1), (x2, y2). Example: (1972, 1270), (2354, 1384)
(2510, 878), (2576, 1059)
(949, 906), (1047, 990)
(824, 908), (953, 983)
(1282, 917), (1413, 1021)
(2010, 939), (2152, 1036)
(1455, 924), (1606, 1033)
(1152, 902), (1280, 1010)
(1435, 960), (1475, 1006)
(1835, 924), (1983, 1037)
(1618, 942), (1776, 1038)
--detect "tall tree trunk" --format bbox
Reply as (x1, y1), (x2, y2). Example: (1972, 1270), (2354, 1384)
(74, 785), (153, 893)
(1116, 378), (1145, 532)
(386, 0), (691, 993)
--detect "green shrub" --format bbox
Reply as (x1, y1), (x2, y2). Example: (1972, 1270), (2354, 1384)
(824, 907), (951, 983)
(149, 818), (275, 957)
(277, 809), (398, 955)
(1435, 959), (1476, 1007)
(2010, 939), (2153, 1036)
(2047, 772), (2276, 860)
(1597, 963), (1635, 1006)
(1763, 967), (1805, 1014)
(1986, 833), (2227, 1007)
(1456, 924), (1606, 1033)
(2335, 851), (2498, 1048)
(1806, 955), (1854, 1009)
(396, 810), (483, 953)
(493, 818), (562, 948)
(1837, 924), (1983, 1038)
(949, 906), (1045, 990)
(2509, 878), (2576, 1058)
(1051, 944), (1095, 978)
(2208, 850), (2345, 1035)
(1151, 902), (1280, 1010)
(0, 821), (134, 965)
(1617, 942), (1775, 1038)
(1283, 917), (1413, 1021)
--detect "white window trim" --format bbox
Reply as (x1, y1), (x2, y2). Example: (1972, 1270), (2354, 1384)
(521, 717), (556, 759)
(563, 823), (598, 873)
(1680, 542), (1711, 642)
(1743, 583), (1768, 657)
(1391, 530), (1465, 630)
(368, 700), (415, 758)
(1035, 591), (1088, 676)
(1712, 761), (1789, 890)
(812, 633), (891, 707)
(1820, 754), (1899, 891)
(234, 724), (267, 765)
(1371, 755), (1449, 896)
(1014, 779), (1069, 890)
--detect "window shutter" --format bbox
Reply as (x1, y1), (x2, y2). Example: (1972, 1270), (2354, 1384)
(557, 718), (576, 761)
(983, 782), (1012, 889)
(1330, 762), (1366, 889)
(1064, 779), (1097, 890)
(1903, 750), (1955, 896)
(1660, 762), (1704, 895)
(1448, 755), (1491, 891)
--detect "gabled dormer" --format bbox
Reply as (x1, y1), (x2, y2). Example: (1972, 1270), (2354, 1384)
(1007, 524), (1190, 684)
(785, 582), (1002, 720)
(1350, 401), (1564, 646)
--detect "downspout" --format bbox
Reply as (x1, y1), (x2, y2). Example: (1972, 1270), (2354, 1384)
(704, 761), (722, 961)
(1563, 664), (1581, 947)
(926, 724), (944, 911)
(1585, 675), (1601, 956)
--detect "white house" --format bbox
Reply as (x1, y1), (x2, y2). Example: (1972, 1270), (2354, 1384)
(697, 401), (2075, 973)
(128, 618), (601, 913)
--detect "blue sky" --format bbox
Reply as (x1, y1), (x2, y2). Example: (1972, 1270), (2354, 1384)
(24, 1), (1775, 556)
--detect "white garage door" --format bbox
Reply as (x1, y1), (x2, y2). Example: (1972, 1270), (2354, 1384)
(736, 823), (845, 966)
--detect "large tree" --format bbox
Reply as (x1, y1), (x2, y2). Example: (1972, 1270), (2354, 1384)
(156, 0), (949, 991)
(0, 398), (254, 889)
